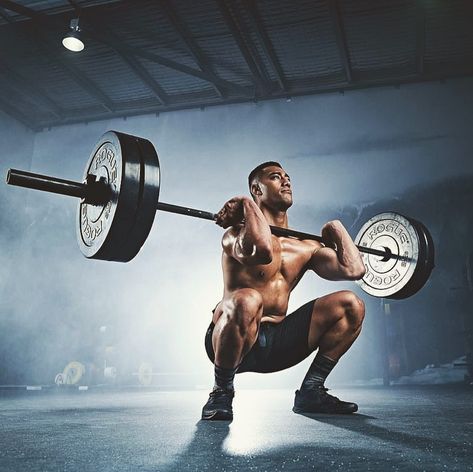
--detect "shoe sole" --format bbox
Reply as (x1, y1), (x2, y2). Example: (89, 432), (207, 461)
(201, 410), (233, 421)
(292, 405), (358, 415)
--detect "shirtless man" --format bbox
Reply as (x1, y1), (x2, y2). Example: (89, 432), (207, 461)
(202, 162), (366, 421)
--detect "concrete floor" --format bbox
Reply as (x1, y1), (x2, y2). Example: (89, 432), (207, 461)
(0, 386), (472, 471)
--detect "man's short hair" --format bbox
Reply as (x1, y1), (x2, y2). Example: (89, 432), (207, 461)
(248, 161), (283, 192)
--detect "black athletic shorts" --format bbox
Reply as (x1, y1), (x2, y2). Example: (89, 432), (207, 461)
(204, 299), (316, 374)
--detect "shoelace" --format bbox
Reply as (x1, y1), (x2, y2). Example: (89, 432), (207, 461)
(318, 387), (342, 403)
(305, 386), (341, 403)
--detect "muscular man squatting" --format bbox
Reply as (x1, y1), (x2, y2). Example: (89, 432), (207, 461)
(202, 161), (366, 420)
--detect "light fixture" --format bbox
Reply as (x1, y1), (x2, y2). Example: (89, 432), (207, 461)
(62, 18), (84, 52)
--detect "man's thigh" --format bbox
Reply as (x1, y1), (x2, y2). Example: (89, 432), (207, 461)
(238, 299), (316, 373)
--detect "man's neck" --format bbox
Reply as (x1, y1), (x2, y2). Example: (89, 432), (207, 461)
(259, 205), (288, 228)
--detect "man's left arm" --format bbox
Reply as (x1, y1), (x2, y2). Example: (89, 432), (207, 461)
(309, 220), (366, 281)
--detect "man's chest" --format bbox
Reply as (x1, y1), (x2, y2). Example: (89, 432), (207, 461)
(257, 237), (314, 284)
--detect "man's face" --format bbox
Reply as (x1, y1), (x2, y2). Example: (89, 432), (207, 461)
(253, 165), (293, 210)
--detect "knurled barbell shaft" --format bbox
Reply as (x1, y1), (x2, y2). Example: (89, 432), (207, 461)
(156, 201), (216, 221)
(6, 168), (406, 262)
(156, 202), (405, 260)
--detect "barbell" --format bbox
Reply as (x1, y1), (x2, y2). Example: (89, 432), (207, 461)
(5, 130), (435, 300)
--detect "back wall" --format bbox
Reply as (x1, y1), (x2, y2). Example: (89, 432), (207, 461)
(1, 77), (472, 388)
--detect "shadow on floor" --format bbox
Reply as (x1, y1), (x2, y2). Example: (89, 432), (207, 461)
(162, 415), (468, 472)
(296, 412), (464, 452)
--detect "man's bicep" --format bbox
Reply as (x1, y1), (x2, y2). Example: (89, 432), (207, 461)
(222, 228), (246, 262)
(221, 228), (261, 265)
(221, 229), (238, 258)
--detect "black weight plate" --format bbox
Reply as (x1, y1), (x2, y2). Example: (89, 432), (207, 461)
(389, 217), (434, 299)
(77, 131), (155, 262)
(119, 135), (160, 262)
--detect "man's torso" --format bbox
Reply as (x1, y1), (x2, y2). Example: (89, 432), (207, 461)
(214, 234), (321, 323)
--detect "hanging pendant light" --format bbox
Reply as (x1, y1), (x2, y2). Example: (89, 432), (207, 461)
(62, 18), (84, 52)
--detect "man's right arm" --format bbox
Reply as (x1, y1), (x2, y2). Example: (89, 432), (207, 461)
(309, 220), (365, 280)
(217, 197), (273, 265)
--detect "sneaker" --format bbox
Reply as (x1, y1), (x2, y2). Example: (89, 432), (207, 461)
(201, 387), (235, 421)
(293, 386), (358, 414)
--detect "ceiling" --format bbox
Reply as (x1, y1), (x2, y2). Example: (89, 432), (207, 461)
(0, 0), (472, 131)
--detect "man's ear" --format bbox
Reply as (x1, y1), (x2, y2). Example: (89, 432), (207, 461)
(251, 183), (262, 196)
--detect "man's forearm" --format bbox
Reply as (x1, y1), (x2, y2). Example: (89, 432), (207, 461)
(238, 199), (272, 260)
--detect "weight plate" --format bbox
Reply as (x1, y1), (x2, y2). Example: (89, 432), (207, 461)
(390, 216), (435, 299)
(355, 212), (420, 298)
(63, 361), (85, 385)
(76, 131), (159, 262)
(54, 373), (64, 386)
(122, 136), (160, 261)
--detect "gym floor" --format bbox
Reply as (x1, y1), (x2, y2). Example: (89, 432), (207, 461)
(1, 386), (472, 471)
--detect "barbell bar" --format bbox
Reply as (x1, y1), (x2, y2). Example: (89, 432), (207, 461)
(6, 168), (408, 262)
(5, 131), (435, 299)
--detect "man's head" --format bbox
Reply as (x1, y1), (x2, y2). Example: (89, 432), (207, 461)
(248, 161), (293, 211)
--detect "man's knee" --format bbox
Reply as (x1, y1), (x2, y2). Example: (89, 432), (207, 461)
(337, 290), (365, 326)
(314, 290), (365, 327)
(224, 288), (263, 331)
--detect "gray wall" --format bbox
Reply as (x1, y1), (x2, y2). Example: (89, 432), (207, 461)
(0, 113), (35, 383)
(1, 77), (472, 388)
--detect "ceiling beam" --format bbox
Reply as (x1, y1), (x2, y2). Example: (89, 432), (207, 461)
(0, 0), (116, 112)
(70, 0), (248, 95)
(243, 0), (288, 93)
(32, 29), (117, 112)
(0, 0), (40, 19)
(159, 0), (226, 98)
(37, 64), (473, 130)
(0, 62), (65, 120)
(1, 0), (248, 98)
(65, 1), (168, 105)
(115, 43), (249, 94)
(328, 0), (353, 83)
(81, 21), (170, 106)
(115, 51), (170, 105)
(215, 0), (269, 95)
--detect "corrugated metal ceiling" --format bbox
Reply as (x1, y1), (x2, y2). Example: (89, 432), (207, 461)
(0, 0), (472, 130)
